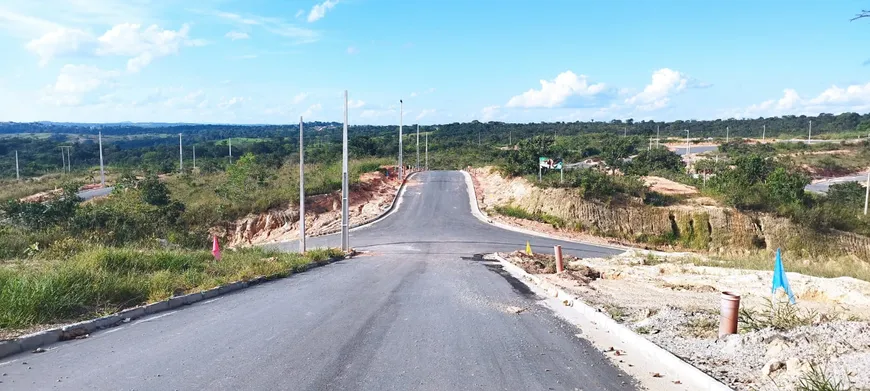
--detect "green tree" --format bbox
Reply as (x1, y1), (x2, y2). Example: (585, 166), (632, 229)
(765, 167), (809, 206)
(625, 147), (684, 175)
(140, 175), (171, 206)
(601, 136), (634, 174)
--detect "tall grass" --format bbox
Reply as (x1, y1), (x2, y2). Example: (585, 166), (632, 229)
(0, 246), (343, 330)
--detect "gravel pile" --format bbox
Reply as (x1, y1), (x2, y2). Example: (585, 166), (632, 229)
(631, 307), (870, 390)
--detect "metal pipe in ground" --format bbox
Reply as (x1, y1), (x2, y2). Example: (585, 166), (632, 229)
(718, 291), (741, 337)
(554, 245), (564, 273)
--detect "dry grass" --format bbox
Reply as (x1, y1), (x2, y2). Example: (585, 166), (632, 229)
(688, 252), (870, 282)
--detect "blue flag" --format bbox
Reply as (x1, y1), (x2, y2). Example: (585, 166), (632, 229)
(772, 248), (796, 304)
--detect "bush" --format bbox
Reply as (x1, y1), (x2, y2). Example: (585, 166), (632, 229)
(625, 147), (684, 176)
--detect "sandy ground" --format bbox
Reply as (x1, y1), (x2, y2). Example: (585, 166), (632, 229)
(643, 176), (699, 195)
(502, 250), (870, 391)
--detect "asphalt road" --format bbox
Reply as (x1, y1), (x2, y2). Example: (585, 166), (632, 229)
(2, 171), (633, 391)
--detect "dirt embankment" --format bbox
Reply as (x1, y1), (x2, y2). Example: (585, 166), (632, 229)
(222, 171), (407, 247)
(470, 167), (870, 259)
(501, 250), (870, 391)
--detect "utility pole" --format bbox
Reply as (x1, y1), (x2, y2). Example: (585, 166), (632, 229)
(624, 127), (627, 137)
(341, 91), (350, 252)
(656, 125), (660, 148)
(865, 169), (870, 215)
(416, 124), (420, 170)
(685, 129), (691, 174)
(726, 126), (729, 143)
(228, 138), (233, 158)
(178, 133), (183, 173)
(762, 124), (766, 142)
(98, 132), (105, 186)
(15, 150), (19, 181)
(399, 100), (404, 179)
(192, 145), (196, 170)
(509, 131), (512, 145)
(299, 116), (306, 253)
(61, 147), (66, 172)
(808, 120), (812, 143)
(425, 132), (429, 170)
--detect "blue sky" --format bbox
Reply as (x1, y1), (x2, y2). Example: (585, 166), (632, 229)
(2, 0), (870, 125)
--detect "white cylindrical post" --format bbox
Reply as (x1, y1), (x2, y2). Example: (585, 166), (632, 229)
(399, 100), (404, 180)
(193, 145), (196, 170)
(864, 169), (870, 215)
(229, 138), (232, 158)
(98, 132), (105, 186)
(15, 150), (20, 181)
(808, 120), (812, 143)
(179, 133), (183, 173)
(417, 124), (420, 170)
(425, 132), (429, 170)
(61, 148), (65, 172)
(656, 125), (660, 147)
(341, 91), (350, 251)
(686, 130), (691, 174)
(726, 126), (729, 143)
(762, 124), (766, 142)
(299, 116), (306, 253)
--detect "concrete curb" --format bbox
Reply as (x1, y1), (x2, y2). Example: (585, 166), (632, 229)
(492, 253), (733, 391)
(0, 255), (347, 360)
(459, 170), (630, 252)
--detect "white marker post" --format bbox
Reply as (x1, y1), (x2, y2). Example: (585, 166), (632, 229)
(399, 100), (404, 180)
(178, 133), (183, 173)
(299, 116), (306, 253)
(341, 91), (350, 252)
(98, 132), (105, 186)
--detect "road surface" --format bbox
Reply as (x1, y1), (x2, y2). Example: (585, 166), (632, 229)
(1, 171), (634, 391)
(806, 172), (869, 193)
(76, 186), (113, 201)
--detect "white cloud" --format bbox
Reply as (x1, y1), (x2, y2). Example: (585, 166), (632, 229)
(41, 64), (120, 106)
(302, 103), (322, 118)
(360, 108), (396, 119)
(165, 90), (205, 109)
(308, 0), (339, 23)
(346, 46), (358, 55)
(410, 91), (418, 98)
(25, 28), (94, 66)
(737, 83), (870, 118)
(348, 99), (365, 109)
(202, 10), (319, 44)
(218, 96), (247, 110)
(225, 31), (249, 40)
(625, 68), (690, 111)
(416, 109), (435, 120)
(0, 8), (63, 36)
(96, 23), (203, 72)
(426, 87), (436, 94)
(480, 105), (501, 121)
(292, 92), (308, 104)
(506, 71), (607, 108)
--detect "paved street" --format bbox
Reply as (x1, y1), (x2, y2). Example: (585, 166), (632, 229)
(2, 171), (634, 391)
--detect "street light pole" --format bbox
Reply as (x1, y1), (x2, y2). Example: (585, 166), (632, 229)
(425, 132), (429, 170)
(228, 138), (232, 158)
(98, 132), (105, 186)
(864, 169), (870, 215)
(178, 133), (183, 173)
(299, 116), (306, 253)
(399, 100), (404, 180)
(685, 129), (691, 174)
(61, 147), (65, 173)
(341, 91), (350, 252)
(416, 124), (420, 170)
(808, 120), (812, 143)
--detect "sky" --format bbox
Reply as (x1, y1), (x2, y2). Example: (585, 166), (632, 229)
(2, 0), (870, 125)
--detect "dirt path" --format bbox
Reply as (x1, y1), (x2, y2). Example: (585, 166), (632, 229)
(502, 250), (870, 391)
